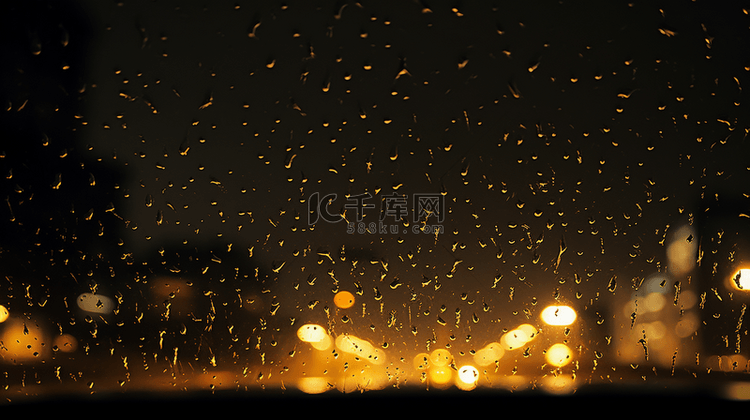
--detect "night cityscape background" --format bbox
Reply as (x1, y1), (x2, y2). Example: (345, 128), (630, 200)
(1, 0), (749, 408)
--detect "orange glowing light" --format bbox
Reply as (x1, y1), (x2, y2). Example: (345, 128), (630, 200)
(333, 290), (355, 309)
(429, 349), (453, 366)
(297, 324), (329, 343)
(339, 369), (389, 393)
(545, 343), (573, 367)
(675, 311), (700, 338)
(334, 334), (386, 365)
(0, 317), (49, 363)
(473, 342), (504, 366)
(413, 353), (431, 370)
(457, 365), (479, 385)
(666, 225), (698, 276)
(0, 305), (8, 323)
(428, 366), (452, 385)
(298, 377), (332, 394)
(540, 305), (577, 326)
(150, 277), (195, 316)
(311, 334), (333, 351)
(517, 323), (538, 338)
(540, 374), (577, 395)
(53, 334), (78, 353)
(501, 324), (537, 350)
(724, 382), (750, 401)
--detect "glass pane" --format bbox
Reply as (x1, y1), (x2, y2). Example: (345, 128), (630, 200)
(2, 0), (749, 407)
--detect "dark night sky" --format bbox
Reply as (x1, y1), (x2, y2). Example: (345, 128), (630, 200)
(70, 0), (749, 301)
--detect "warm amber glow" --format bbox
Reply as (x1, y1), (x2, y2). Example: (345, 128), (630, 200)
(457, 365), (479, 385)
(501, 324), (537, 350)
(76, 293), (115, 315)
(666, 225), (697, 276)
(194, 370), (238, 390)
(709, 354), (749, 373)
(334, 334), (362, 353)
(540, 374), (576, 395)
(644, 292), (666, 312)
(311, 334), (333, 351)
(723, 382), (750, 401)
(545, 343), (573, 367)
(333, 290), (355, 309)
(518, 323), (538, 338)
(429, 349), (453, 366)
(297, 323), (329, 343)
(473, 341), (504, 366)
(730, 268), (750, 291)
(413, 353), (431, 370)
(53, 334), (78, 353)
(334, 334), (386, 365)
(338, 369), (390, 393)
(540, 305), (577, 326)
(0, 305), (8, 323)
(501, 330), (527, 350)
(150, 276), (194, 316)
(428, 366), (452, 385)
(0, 317), (48, 363)
(640, 321), (667, 340)
(674, 312), (700, 338)
(298, 377), (331, 394)
(677, 289), (698, 310)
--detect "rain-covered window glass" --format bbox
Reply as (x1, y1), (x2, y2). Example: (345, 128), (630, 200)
(1, 0), (749, 407)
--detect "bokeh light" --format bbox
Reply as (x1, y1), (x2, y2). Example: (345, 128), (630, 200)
(413, 353), (431, 370)
(666, 225), (698, 276)
(333, 291), (355, 309)
(297, 377), (331, 394)
(731, 268), (750, 291)
(430, 349), (453, 367)
(53, 333), (78, 353)
(501, 325), (538, 350)
(335, 334), (386, 365)
(723, 382), (750, 401)
(0, 317), (49, 364)
(473, 342), (504, 367)
(643, 293), (666, 312)
(545, 343), (573, 367)
(76, 293), (115, 315)
(297, 324), (328, 343)
(457, 365), (479, 385)
(540, 305), (577, 326)
(428, 366), (453, 385)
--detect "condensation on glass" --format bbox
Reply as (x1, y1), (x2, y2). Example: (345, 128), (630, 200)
(0, 0), (749, 403)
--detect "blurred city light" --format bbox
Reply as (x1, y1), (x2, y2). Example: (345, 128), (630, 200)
(540, 305), (577, 326)
(545, 344), (573, 368)
(731, 268), (750, 291)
